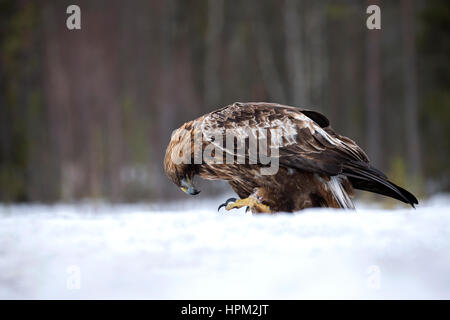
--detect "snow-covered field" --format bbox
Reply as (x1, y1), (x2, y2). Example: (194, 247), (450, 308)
(1, 195), (450, 299)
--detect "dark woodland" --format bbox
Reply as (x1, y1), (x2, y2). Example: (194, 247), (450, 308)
(0, 0), (449, 203)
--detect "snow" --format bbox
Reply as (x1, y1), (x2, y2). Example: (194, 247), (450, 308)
(1, 195), (450, 299)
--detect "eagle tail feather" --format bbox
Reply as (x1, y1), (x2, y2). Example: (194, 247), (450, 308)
(344, 164), (418, 207)
(327, 176), (355, 209)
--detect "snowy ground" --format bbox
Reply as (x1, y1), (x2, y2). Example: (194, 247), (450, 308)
(1, 195), (450, 299)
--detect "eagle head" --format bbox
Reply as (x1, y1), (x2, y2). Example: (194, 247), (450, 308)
(164, 124), (200, 196)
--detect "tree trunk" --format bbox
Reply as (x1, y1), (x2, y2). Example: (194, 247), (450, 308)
(401, 0), (422, 178)
(365, 0), (382, 167)
(253, 6), (287, 103)
(283, 0), (306, 106)
(204, 0), (224, 106)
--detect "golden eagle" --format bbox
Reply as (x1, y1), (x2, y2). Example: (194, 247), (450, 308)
(164, 102), (418, 213)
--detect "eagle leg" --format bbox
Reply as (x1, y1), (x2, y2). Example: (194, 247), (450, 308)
(225, 197), (271, 214)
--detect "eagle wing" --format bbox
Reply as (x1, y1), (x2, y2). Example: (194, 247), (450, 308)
(201, 102), (368, 176)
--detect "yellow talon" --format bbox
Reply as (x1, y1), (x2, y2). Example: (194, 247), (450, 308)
(225, 197), (271, 213)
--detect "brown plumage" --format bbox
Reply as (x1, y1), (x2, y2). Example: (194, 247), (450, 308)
(164, 102), (418, 213)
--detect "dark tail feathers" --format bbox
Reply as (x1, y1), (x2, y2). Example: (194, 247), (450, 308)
(343, 162), (419, 207)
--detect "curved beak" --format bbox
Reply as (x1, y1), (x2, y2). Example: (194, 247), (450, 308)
(180, 177), (200, 195)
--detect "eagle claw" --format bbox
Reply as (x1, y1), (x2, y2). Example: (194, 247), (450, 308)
(218, 198), (237, 212)
(221, 197), (271, 213)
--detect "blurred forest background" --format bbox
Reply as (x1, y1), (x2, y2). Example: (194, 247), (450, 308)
(0, 0), (448, 203)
